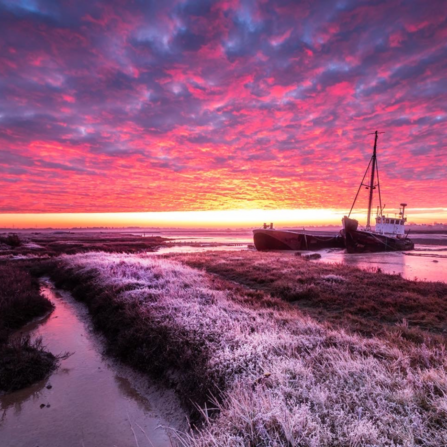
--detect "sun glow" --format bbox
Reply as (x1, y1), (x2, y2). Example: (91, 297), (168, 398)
(1, 208), (446, 229)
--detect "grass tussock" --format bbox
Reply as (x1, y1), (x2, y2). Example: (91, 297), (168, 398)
(48, 251), (447, 446)
(0, 233), (21, 247)
(0, 264), (57, 393)
(0, 264), (54, 339)
(0, 335), (58, 393)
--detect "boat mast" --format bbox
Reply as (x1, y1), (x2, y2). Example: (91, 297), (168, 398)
(347, 131), (384, 222)
(366, 131), (378, 230)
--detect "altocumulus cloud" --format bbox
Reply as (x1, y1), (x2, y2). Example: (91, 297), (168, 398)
(0, 0), (446, 213)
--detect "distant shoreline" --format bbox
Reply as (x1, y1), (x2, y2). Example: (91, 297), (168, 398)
(2, 226), (447, 233)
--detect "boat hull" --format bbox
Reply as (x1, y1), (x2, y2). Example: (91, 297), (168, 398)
(341, 229), (415, 253)
(253, 229), (344, 251)
(340, 216), (414, 253)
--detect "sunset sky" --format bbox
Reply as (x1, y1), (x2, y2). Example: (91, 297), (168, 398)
(1, 0), (446, 228)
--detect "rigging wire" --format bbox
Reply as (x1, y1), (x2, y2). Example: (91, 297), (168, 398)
(348, 158), (372, 217)
(375, 156), (383, 214)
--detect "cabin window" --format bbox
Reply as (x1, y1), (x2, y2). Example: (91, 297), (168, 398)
(386, 219), (389, 224)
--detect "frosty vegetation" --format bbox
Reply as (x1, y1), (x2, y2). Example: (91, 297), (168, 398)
(58, 252), (447, 446)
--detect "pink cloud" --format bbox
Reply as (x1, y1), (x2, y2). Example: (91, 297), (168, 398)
(0, 0), (446, 214)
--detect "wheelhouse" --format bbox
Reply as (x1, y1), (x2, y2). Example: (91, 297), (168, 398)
(374, 203), (408, 236)
(375, 216), (406, 236)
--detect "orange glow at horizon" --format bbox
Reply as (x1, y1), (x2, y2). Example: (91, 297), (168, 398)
(1, 208), (446, 229)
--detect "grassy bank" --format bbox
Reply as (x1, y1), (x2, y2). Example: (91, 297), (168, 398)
(46, 251), (447, 445)
(169, 251), (447, 339)
(0, 264), (57, 393)
(0, 336), (57, 393)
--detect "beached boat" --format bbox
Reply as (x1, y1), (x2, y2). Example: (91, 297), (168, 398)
(253, 225), (343, 251)
(341, 131), (414, 253)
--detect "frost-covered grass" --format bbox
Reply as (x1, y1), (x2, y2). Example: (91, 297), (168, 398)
(170, 250), (447, 338)
(52, 252), (447, 446)
(0, 232), (166, 257)
(23, 242), (44, 249)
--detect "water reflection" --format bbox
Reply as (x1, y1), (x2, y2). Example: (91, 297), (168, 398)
(0, 280), (183, 447)
(319, 247), (446, 282)
(0, 379), (47, 424)
(151, 234), (446, 283)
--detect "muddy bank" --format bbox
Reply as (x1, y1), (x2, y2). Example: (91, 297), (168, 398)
(0, 279), (186, 447)
(0, 264), (53, 335)
(0, 336), (58, 394)
(411, 237), (447, 246)
(0, 264), (57, 393)
(41, 251), (447, 446)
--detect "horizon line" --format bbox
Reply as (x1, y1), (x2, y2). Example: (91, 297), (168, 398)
(1, 207), (447, 229)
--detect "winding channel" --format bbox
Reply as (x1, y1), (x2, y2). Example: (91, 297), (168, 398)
(0, 278), (186, 447)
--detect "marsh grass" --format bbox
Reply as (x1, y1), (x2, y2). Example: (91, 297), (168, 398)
(0, 335), (58, 393)
(46, 251), (447, 445)
(0, 233), (166, 257)
(0, 234), (21, 247)
(0, 264), (54, 337)
(169, 251), (447, 338)
(0, 264), (57, 393)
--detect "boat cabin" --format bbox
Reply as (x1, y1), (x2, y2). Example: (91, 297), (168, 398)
(374, 203), (408, 237)
(374, 216), (406, 236)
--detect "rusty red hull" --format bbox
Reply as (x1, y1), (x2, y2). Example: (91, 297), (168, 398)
(253, 229), (344, 251)
(341, 216), (414, 253)
(341, 229), (414, 253)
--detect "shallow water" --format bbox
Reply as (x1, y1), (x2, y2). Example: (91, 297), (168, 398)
(0, 280), (184, 447)
(156, 243), (249, 255)
(148, 231), (446, 283)
(318, 247), (446, 282)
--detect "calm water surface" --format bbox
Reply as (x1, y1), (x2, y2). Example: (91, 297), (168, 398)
(318, 246), (446, 282)
(147, 230), (446, 283)
(0, 280), (184, 447)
